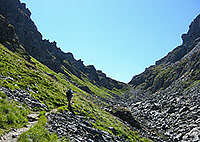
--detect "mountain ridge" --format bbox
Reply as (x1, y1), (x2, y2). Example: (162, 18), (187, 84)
(129, 14), (200, 93)
(0, 0), (125, 90)
(155, 14), (200, 66)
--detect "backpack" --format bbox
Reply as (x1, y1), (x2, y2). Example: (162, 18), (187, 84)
(66, 89), (73, 99)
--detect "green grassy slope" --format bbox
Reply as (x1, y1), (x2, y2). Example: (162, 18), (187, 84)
(129, 51), (200, 94)
(0, 44), (151, 141)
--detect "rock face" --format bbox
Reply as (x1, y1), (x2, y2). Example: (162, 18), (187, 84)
(0, 0), (124, 90)
(110, 107), (141, 130)
(127, 14), (200, 141)
(0, 14), (30, 61)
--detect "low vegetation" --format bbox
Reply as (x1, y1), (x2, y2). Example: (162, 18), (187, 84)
(18, 114), (60, 142)
(130, 52), (200, 93)
(0, 91), (30, 135)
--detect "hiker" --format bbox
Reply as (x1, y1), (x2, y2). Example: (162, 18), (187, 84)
(66, 88), (73, 106)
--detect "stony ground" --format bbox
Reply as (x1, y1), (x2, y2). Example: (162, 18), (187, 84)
(0, 84), (47, 109)
(46, 110), (129, 142)
(125, 82), (200, 142)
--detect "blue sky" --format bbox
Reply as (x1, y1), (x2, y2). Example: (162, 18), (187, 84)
(21, 0), (199, 83)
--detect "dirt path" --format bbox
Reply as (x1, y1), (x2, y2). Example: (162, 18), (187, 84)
(48, 108), (58, 114)
(0, 121), (38, 142)
(0, 112), (39, 142)
(0, 108), (58, 142)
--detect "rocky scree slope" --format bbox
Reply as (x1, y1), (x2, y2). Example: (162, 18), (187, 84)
(46, 110), (133, 142)
(0, 0), (125, 90)
(127, 14), (200, 142)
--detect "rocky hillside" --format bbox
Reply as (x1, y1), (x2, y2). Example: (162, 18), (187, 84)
(127, 14), (200, 141)
(129, 14), (200, 93)
(0, 0), (124, 90)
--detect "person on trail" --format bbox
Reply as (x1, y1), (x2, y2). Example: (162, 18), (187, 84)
(66, 88), (73, 106)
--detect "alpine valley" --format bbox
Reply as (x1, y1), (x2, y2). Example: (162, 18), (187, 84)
(0, 0), (199, 142)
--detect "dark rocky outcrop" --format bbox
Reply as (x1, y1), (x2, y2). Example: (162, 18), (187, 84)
(78, 85), (93, 94)
(109, 107), (141, 130)
(0, 0), (125, 90)
(43, 71), (57, 81)
(0, 14), (30, 61)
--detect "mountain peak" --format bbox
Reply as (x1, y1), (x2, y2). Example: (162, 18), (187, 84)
(156, 14), (200, 65)
(129, 14), (200, 93)
(182, 14), (200, 46)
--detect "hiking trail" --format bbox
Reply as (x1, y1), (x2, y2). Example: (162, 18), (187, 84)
(0, 108), (58, 142)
